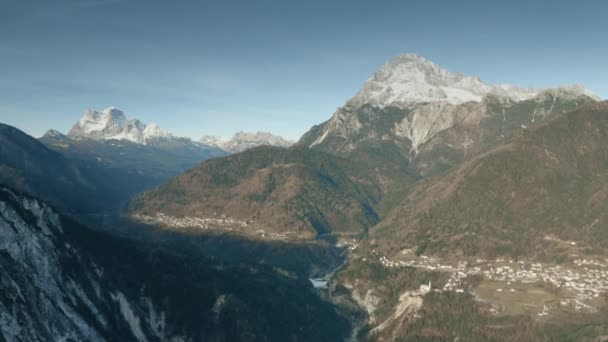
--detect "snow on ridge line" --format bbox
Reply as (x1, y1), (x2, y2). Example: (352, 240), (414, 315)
(347, 54), (599, 108)
(199, 131), (294, 153)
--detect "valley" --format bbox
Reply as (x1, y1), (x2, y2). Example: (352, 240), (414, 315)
(120, 57), (608, 340)
(2, 52), (608, 341)
(0, 187), (352, 341)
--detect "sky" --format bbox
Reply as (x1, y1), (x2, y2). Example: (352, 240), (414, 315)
(1, 0), (607, 140)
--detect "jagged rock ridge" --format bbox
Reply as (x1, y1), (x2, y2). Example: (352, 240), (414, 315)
(201, 131), (294, 153)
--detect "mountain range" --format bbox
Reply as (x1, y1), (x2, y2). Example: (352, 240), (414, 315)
(68, 106), (294, 154)
(0, 108), (228, 214)
(200, 131), (294, 153)
(68, 107), (175, 144)
(2, 53), (608, 341)
(132, 54), (601, 239)
(123, 54), (608, 340)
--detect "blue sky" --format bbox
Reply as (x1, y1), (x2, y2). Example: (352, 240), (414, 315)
(1, 0), (607, 140)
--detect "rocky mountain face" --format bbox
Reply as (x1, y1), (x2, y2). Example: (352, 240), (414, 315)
(0, 187), (352, 341)
(67, 107), (226, 153)
(68, 107), (171, 145)
(368, 102), (608, 259)
(299, 54), (599, 178)
(346, 54), (541, 107)
(200, 131), (294, 153)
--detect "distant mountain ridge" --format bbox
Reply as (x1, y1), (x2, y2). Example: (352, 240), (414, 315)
(200, 131), (294, 153)
(68, 107), (221, 151)
(0, 120), (227, 214)
(68, 107), (170, 144)
(67, 107), (295, 154)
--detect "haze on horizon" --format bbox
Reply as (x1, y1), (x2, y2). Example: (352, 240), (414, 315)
(1, 0), (607, 140)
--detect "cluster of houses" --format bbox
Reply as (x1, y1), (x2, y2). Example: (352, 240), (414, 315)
(133, 213), (305, 241)
(375, 253), (608, 313)
(481, 260), (608, 303)
(442, 261), (468, 293)
(378, 255), (467, 292)
(337, 239), (359, 251)
(254, 229), (294, 240)
(132, 213), (248, 232)
(336, 239), (359, 252)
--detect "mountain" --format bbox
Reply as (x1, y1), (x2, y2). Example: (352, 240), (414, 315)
(37, 114), (227, 213)
(201, 131), (294, 153)
(0, 122), (226, 215)
(129, 146), (381, 239)
(130, 54), (602, 243)
(327, 103), (608, 342)
(42, 128), (226, 183)
(0, 123), (119, 213)
(347, 54), (542, 107)
(199, 135), (224, 148)
(63, 106), (228, 166)
(6, 55), (608, 341)
(68, 107), (174, 145)
(299, 54), (600, 177)
(0, 186), (351, 341)
(368, 102), (608, 259)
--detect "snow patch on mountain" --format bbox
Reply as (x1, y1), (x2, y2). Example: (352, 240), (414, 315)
(199, 135), (224, 147)
(200, 131), (294, 153)
(111, 291), (148, 342)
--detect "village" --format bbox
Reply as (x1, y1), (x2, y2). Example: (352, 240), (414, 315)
(374, 250), (608, 315)
(133, 212), (249, 231)
(131, 212), (298, 241)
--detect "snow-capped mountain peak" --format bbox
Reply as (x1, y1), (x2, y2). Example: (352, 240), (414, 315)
(41, 129), (66, 139)
(539, 84), (602, 101)
(68, 107), (173, 144)
(199, 135), (224, 147)
(78, 107), (128, 133)
(347, 54), (540, 107)
(199, 131), (294, 153)
(142, 123), (172, 140)
(304, 54), (601, 153)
